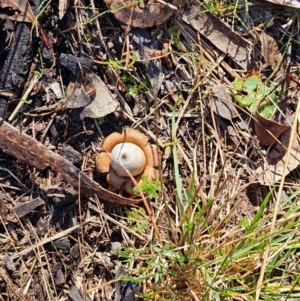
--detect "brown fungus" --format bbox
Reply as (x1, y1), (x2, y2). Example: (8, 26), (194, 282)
(95, 128), (159, 196)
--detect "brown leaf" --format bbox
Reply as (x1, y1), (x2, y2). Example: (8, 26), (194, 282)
(255, 129), (300, 185)
(103, 0), (177, 28)
(131, 29), (163, 95)
(259, 31), (284, 73)
(254, 111), (290, 146)
(211, 85), (239, 120)
(1, 0), (35, 23)
(65, 64), (119, 120)
(184, 6), (251, 70)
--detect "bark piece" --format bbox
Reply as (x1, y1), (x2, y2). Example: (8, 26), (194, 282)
(0, 0), (40, 118)
(0, 192), (7, 223)
(10, 197), (45, 218)
(70, 243), (80, 260)
(52, 263), (65, 285)
(36, 219), (49, 237)
(48, 237), (70, 253)
(0, 22), (33, 95)
(58, 144), (82, 164)
(0, 118), (142, 205)
(58, 53), (93, 77)
(115, 265), (140, 301)
(47, 185), (78, 206)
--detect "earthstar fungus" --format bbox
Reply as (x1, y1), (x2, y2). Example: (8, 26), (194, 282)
(95, 129), (159, 196)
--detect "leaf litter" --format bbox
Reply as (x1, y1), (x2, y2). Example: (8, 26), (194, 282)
(1, 0), (300, 300)
(65, 63), (119, 119)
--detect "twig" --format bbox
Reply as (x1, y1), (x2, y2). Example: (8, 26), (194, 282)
(0, 167), (27, 188)
(8, 73), (40, 121)
(155, 0), (178, 10)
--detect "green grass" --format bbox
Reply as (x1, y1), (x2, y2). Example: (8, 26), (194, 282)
(117, 183), (300, 300)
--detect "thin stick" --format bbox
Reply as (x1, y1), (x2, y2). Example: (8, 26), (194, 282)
(8, 73), (40, 121)
(155, 0), (178, 10)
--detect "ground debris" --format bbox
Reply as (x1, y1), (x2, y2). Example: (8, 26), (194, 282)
(115, 265), (140, 301)
(48, 236), (70, 253)
(0, 117), (143, 205)
(69, 287), (92, 301)
(58, 53), (94, 77)
(57, 144), (82, 164)
(0, 1), (300, 300)
(65, 64), (119, 120)
(10, 197), (45, 219)
(52, 262), (65, 286)
(103, 0), (177, 28)
(183, 6), (251, 70)
(0, 0), (40, 118)
(0, 192), (7, 223)
(0, 0), (36, 24)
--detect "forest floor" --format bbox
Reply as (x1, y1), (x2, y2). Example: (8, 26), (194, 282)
(1, 0), (300, 300)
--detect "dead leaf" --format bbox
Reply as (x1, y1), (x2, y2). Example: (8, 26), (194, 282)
(1, 0), (35, 23)
(254, 111), (290, 146)
(184, 6), (251, 70)
(263, 0), (300, 9)
(131, 29), (163, 95)
(259, 31), (284, 73)
(115, 265), (140, 301)
(3, 255), (16, 271)
(65, 64), (119, 120)
(211, 85), (239, 120)
(103, 0), (177, 28)
(52, 263), (65, 285)
(255, 129), (300, 185)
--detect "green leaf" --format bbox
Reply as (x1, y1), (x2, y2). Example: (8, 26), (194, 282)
(233, 74), (281, 118)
